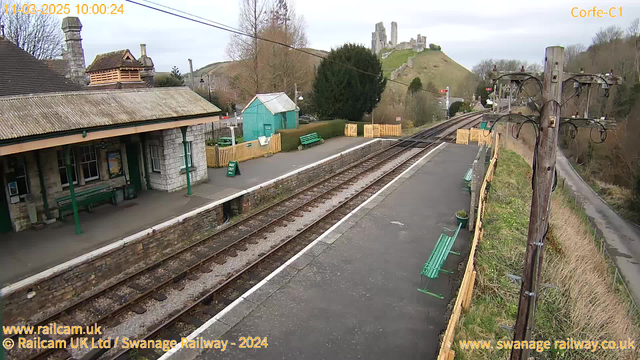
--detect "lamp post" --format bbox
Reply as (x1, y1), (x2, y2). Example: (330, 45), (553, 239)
(199, 73), (212, 103)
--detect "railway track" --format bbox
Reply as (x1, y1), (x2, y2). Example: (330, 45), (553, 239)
(5, 112), (483, 360)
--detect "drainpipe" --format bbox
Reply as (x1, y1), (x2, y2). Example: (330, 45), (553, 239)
(180, 126), (192, 196)
(65, 145), (82, 235)
(35, 151), (52, 220)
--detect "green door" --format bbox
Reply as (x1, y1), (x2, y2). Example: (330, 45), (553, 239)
(126, 143), (143, 192)
(0, 178), (12, 233)
(264, 124), (273, 137)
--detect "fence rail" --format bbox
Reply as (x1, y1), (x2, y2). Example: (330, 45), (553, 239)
(438, 134), (500, 360)
(206, 133), (281, 168)
(363, 124), (401, 138)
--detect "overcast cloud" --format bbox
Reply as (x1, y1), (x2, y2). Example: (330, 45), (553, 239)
(41, 0), (640, 72)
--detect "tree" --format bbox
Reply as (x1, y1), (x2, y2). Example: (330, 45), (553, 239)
(428, 43), (441, 50)
(592, 25), (624, 45)
(0, 0), (63, 59)
(170, 66), (184, 83)
(475, 82), (491, 106)
(312, 43), (386, 121)
(226, 0), (268, 98)
(155, 67), (184, 87)
(449, 101), (471, 117)
(627, 18), (639, 38)
(408, 77), (422, 94)
(564, 43), (586, 70)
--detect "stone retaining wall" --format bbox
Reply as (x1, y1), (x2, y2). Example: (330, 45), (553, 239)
(2, 139), (392, 323)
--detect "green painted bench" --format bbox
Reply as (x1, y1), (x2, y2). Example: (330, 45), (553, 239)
(418, 223), (462, 299)
(217, 137), (233, 147)
(55, 185), (116, 221)
(299, 133), (323, 148)
(463, 166), (473, 193)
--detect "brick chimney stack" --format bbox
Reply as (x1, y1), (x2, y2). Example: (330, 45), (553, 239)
(61, 17), (86, 86)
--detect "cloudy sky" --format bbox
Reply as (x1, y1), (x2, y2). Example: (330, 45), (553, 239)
(44, 0), (640, 72)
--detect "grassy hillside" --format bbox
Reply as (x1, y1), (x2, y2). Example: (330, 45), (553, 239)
(193, 48), (328, 78)
(381, 49), (475, 95)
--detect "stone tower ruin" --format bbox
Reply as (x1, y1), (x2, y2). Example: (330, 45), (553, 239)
(371, 22), (387, 55)
(390, 22), (398, 47)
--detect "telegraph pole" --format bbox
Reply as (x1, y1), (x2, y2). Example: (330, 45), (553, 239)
(510, 46), (564, 360)
(188, 58), (195, 90)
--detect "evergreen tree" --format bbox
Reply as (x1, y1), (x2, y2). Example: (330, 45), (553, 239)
(312, 43), (387, 120)
(408, 77), (423, 94)
(170, 66), (184, 84)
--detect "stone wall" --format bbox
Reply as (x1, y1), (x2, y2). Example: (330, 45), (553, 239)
(241, 140), (392, 213)
(2, 202), (223, 323)
(2, 139), (390, 323)
(146, 125), (207, 192)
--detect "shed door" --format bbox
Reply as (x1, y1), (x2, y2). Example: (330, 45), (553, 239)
(264, 124), (273, 137)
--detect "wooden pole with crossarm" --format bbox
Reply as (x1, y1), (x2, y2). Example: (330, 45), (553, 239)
(509, 46), (564, 360)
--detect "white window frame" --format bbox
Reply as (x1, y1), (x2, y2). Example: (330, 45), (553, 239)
(179, 142), (193, 169)
(150, 145), (161, 173)
(57, 149), (78, 187)
(79, 144), (100, 182)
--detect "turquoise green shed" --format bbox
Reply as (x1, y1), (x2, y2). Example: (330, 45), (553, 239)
(242, 92), (299, 142)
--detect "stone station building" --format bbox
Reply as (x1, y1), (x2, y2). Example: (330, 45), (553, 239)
(0, 88), (220, 233)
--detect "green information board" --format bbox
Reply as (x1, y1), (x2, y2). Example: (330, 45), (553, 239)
(227, 161), (241, 177)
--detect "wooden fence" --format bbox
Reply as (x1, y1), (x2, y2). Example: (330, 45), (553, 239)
(206, 133), (281, 168)
(437, 134), (500, 360)
(456, 129), (470, 144)
(344, 123), (358, 137)
(363, 124), (402, 138)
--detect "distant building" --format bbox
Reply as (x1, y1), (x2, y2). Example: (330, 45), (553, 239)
(46, 17), (155, 89)
(242, 93), (299, 142)
(0, 30), (220, 234)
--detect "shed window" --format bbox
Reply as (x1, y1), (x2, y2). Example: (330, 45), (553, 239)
(80, 145), (100, 181)
(57, 150), (78, 187)
(150, 145), (161, 173)
(179, 142), (192, 169)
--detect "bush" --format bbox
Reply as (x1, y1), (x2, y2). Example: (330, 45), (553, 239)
(278, 120), (346, 151)
(428, 43), (441, 51)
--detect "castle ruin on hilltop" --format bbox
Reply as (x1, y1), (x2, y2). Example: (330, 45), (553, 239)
(371, 21), (427, 55)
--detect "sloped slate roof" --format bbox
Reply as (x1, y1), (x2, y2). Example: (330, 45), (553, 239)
(86, 49), (143, 72)
(242, 92), (298, 115)
(0, 37), (83, 96)
(0, 87), (221, 141)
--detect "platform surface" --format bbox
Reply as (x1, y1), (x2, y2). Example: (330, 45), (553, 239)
(0, 137), (370, 286)
(186, 143), (479, 360)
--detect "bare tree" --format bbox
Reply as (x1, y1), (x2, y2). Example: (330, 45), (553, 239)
(260, 0), (310, 97)
(471, 59), (494, 80)
(226, 0), (269, 99)
(627, 18), (639, 38)
(0, 0), (63, 59)
(526, 63), (543, 74)
(564, 43), (585, 70)
(592, 25), (624, 45)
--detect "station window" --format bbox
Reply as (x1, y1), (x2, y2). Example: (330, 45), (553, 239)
(79, 144), (100, 181)
(57, 150), (78, 187)
(179, 142), (193, 169)
(6, 156), (29, 199)
(150, 145), (161, 173)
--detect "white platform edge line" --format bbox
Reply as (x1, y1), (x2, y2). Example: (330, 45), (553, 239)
(1, 139), (385, 297)
(157, 142), (446, 360)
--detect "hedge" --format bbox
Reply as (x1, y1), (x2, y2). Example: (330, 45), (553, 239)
(278, 120), (346, 151)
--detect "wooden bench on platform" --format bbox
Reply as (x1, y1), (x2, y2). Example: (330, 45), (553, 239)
(418, 223), (462, 299)
(55, 185), (116, 221)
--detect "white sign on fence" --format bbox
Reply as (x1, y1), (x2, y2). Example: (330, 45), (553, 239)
(396, 116), (402, 122)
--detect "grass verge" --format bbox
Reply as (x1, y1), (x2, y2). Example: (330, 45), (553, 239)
(568, 160), (640, 224)
(453, 149), (639, 360)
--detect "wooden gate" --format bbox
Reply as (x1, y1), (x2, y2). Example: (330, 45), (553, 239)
(344, 123), (357, 137)
(206, 133), (282, 167)
(456, 129), (470, 145)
